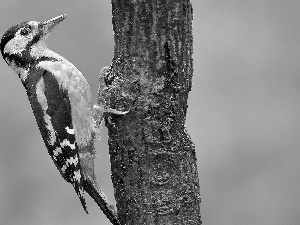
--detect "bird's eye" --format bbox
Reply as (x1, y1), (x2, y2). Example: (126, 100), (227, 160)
(20, 27), (31, 36)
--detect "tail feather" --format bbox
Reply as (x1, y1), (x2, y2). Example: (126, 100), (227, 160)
(73, 183), (88, 214)
(83, 179), (121, 225)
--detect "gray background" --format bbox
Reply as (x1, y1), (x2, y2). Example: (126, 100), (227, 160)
(0, 0), (299, 224)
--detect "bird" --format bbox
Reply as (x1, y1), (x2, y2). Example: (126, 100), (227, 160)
(0, 14), (121, 225)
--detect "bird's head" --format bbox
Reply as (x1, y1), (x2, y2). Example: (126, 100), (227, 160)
(0, 14), (66, 69)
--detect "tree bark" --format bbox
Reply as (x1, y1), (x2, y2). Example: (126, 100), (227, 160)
(105, 0), (201, 224)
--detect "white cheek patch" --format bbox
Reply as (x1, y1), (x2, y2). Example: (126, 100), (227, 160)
(4, 24), (38, 56)
(36, 77), (57, 146)
(4, 21), (40, 57)
(4, 34), (30, 56)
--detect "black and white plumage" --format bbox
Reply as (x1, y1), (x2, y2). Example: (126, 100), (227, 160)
(0, 15), (121, 225)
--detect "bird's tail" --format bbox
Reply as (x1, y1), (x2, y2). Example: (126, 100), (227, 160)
(72, 182), (88, 213)
(83, 179), (121, 225)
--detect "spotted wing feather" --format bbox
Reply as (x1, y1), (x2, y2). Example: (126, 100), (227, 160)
(23, 64), (87, 212)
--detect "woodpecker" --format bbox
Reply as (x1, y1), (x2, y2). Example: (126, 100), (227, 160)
(0, 15), (122, 225)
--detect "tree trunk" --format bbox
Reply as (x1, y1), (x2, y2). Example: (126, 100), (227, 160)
(105, 0), (201, 224)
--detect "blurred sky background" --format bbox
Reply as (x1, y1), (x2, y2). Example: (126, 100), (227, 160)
(0, 0), (299, 225)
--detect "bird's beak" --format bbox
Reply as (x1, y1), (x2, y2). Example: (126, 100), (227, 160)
(41, 14), (67, 36)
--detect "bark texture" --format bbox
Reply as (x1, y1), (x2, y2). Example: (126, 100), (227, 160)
(106, 0), (201, 224)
